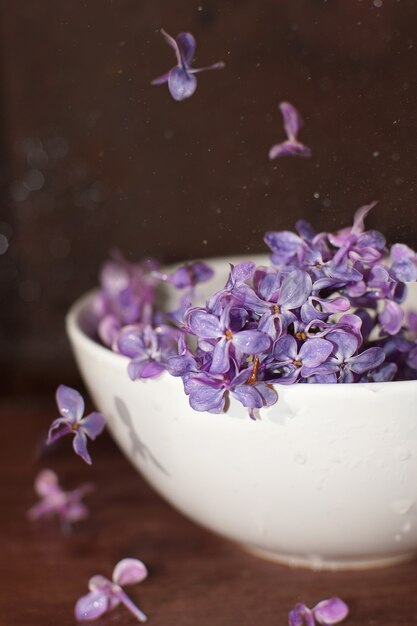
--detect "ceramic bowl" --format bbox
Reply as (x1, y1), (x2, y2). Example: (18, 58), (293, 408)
(66, 256), (417, 570)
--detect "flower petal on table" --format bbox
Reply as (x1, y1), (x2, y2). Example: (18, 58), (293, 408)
(314, 597), (349, 624)
(113, 558), (148, 586)
(75, 590), (109, 621)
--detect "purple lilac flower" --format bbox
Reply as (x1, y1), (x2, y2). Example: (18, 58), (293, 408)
(269, 102), (312, 160)
(94, 254), (160, 347)
(289, 597), (349, 626)
(47, 386), (106, 465)
(322, 330), (386, 383)
(28, 469), (93, 532)
(94, 205), (417, 418)
(268, 336), (334, 384)
(75, 558), (148, 623)
(116, 323), (180, 380)
(152, 29), (225, 101)
(186, 303), (271, 374)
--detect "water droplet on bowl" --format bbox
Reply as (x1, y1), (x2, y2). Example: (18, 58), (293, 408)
(391, 498), (414, 515)
(396, 446), (411, 462)
(293, 451), (307, 465)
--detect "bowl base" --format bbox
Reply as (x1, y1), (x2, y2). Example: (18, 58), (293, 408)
(243, 544), (417, 571)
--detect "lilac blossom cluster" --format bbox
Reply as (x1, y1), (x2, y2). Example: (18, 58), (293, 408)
(94, 206), (417, 418)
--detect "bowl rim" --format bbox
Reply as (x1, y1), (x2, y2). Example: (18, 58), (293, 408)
(66, 289), (417, 395)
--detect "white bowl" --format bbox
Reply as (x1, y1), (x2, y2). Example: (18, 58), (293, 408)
(66, 257), (417, 570)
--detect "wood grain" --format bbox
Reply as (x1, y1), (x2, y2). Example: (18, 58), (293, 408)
(1, 396), (417, 625)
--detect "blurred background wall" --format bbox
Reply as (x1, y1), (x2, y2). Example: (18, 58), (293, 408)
(1, 0), (417, 395)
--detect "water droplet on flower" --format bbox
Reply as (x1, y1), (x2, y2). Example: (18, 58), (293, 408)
(391, 498), (414, 515)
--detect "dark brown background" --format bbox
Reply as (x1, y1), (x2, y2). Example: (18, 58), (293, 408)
(1, 0), (417, 395)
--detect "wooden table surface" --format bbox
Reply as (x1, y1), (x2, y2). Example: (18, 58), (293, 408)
(2, 396), (417, 626)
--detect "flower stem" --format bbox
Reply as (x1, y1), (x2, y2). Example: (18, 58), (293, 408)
(114, 589), (147, 622)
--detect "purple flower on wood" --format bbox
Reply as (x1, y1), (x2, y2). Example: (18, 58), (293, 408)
(269, 102), (312, 160)
(47, 386), (106, 465)
(289, 597), (349, 626)
(28, 469), (94, 532)
(75, 558), (148, 623)
(152, 29), (225, 101)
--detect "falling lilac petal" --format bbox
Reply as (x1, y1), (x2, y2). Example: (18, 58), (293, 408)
(47, 386), (106, 464)
(269, 102), (311, 160)
(152, 29), (224, 101)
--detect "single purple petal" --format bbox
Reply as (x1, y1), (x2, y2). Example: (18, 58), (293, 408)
(348, 347), (385, 374)
(176, 32), (196, 67)
(391, 242), (415, 262)
(27, 499), (59, 521)
(47, 417), (72, 444)
(187, 309), (222, 338)
(166, 354), (197, 376)
(81, 412), (106, 440)
(116, 326), (145, 358)
(351, 200), (378, 236)
(391, 259), (417, 283)
(210, 337), (231, 374)
(56, 384), (84, 422)
(73, 430), (92, 465)
(379, 300), (404, 335)
(313, 597), (349, 625)
(168, 66), (197, 101)
(366, 362), (397, 382)
(75, 590), (110, 621)
(327, 331), (358, 361)
(113, 559), (148, 586)
(269, 140), (311, 160)
(279, 269), (312, 309)
(226, 261), (256, 287)
(160, 28), (181, 65)
(183, 375), (225, 413)
(264, 231), (303, 266)
(279, 101), (303, 140)
(299, 338), (333, 368)
(273, 335), (298, 362)
(233, 330), (271, 355)
(98, 315), (121, 347)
